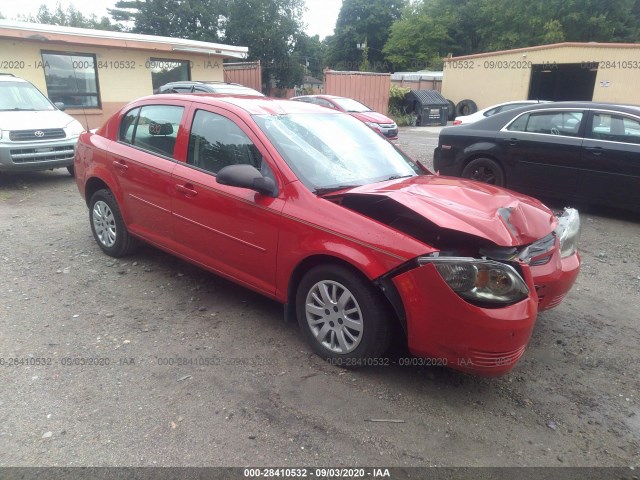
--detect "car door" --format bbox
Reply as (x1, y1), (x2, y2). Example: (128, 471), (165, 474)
(497, 109), (586, 199)
(171, 107), (285, 295)
(108, 103), (185, 246)
(581, 110), (640, 210)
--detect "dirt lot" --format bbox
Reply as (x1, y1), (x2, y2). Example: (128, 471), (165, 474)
(1, 127), (639, 471)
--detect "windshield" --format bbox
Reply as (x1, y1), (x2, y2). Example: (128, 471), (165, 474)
(0, 81), (55, 111)
(254, 113), (420, 193)
(331, 98), (372, 113)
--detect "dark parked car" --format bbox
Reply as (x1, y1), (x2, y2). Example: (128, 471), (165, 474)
(155, 81), (264, 96)
(434, 102), (640, 212)
(74, 94), (580, 376)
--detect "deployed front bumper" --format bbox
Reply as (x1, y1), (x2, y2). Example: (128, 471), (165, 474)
(393, 262), (539, 376)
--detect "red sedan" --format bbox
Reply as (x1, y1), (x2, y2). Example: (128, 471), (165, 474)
(291, 95), (398, 139)
(74, 94), (580, 376)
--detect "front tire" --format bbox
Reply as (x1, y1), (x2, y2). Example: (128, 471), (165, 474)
(296, 265), (392, 365)
(462, 157), (505, 186)
(66, 165), (75, 176)
(89, 189), (138, 257)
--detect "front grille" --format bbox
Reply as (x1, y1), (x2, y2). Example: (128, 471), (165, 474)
(10, 145), (75, 164)
(379, 123), (396, 129)
(9, 129), (66, 141)
(468, 346), (526, 368)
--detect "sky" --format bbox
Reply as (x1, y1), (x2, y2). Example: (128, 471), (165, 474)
(0, 0), (342, 39)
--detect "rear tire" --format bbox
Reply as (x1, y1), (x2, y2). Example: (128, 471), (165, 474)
(296, 265), (392, 366)
(89, 189), (138, 257)
(462, 157), (505, 186)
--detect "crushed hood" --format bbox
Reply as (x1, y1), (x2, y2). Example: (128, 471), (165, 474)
(343, 175), (557, 247)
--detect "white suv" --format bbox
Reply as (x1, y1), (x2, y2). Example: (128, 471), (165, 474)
(0, 74), (85, 174)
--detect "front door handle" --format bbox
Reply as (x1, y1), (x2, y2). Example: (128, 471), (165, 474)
(585, 146), (603, 156)
(507, 138), (519, 146)
(113, 160), (128, 172)
(175, 183), (198, 197)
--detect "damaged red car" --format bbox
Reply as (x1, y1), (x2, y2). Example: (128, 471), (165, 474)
(74, 95), (581, 376)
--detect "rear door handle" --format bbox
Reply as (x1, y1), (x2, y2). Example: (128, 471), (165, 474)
(175, 183), (198, 197)
(585, 147), (603, 156)
(113, 160), (128, 172)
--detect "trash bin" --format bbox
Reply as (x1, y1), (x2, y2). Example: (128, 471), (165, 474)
(404, 90), (449, 126)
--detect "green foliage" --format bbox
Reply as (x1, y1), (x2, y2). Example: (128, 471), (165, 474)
(19, 3), (122, 31)
(383, 0), (640, 69)
(108, 0), (307, 89)
(223, 0), (305, 89)
(388, 85), (413, 126)
(291, 34), (326, 79)
(325, 0), (403, 72)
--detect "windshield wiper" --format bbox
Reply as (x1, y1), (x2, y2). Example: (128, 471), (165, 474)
(314, 185), (359, 195)
(385, 174), (414, 181)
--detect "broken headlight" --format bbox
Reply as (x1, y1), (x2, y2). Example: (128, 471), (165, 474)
(555, 208), (581, 258)
(418, 257), (529, 305)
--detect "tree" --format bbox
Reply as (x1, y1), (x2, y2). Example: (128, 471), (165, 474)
(223, 0), (305, 89)
(383, 0), (640, 71)
(109, 0), (305, 89)
(290, 33), (326, 79)
(326, 0), (403, 72)
(109, 0), (226, 41)
(19, 3), (122, 31)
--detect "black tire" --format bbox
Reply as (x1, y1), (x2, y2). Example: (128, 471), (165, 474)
(66, 165), (75, 176)
(456, 99), (478, 117)
(296, 264), (392, 365)
(462, 157), (505, 186)
(88, 189), (138, 257)
(446, 99), (456, 121)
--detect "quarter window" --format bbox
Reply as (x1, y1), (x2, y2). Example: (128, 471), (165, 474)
(187, 110), (267, 175)
(118, 105), (184, 158)
(589, 113), (640, 144)
(41, 51), (100, 108)
(507, 111), (583, 137)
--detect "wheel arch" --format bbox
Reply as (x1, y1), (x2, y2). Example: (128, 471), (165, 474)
(84, 177), (111, 207)
(283, 254), (402, 331)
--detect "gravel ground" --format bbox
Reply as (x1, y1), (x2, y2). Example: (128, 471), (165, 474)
(0, 126), (639, 470)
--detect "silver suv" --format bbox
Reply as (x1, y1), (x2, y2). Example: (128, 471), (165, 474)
(0, 74), (84, 174)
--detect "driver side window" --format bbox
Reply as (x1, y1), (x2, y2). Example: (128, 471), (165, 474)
(187, 110), (271, 177)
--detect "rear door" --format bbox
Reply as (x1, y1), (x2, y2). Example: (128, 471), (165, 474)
(497, 109), (586, 199)
(171, 107), (284, 295)
(581, 110), (640, 210)
(108, 103), (185, 246)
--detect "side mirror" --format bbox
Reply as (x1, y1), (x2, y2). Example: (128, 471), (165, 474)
(217, 164), (277, 197)
(54, 102), (66, 111)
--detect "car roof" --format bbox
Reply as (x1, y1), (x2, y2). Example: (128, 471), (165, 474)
(163, 80), (244, 87)
(465, 101), (640, 130)
(135, 93), (342, 116)
(0, 74), (27, 83)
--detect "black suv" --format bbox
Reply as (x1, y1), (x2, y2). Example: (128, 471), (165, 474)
(155, 81), (263, 96)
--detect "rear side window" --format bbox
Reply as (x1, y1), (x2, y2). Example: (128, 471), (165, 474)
(589, 112), (640, 144)
(187, 109), (267, 176)
(507, 111), (583, 137)
(118, 105), (184, 158)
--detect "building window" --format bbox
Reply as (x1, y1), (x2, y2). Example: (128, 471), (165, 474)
(148, 58), (191, 91)
(41, 51), (101, 109)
